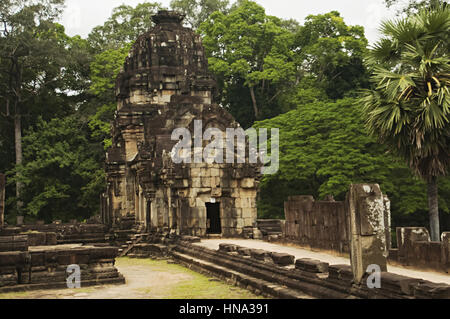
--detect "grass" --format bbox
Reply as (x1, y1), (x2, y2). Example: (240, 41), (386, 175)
(0, 257), (264, 299)
(163, 273), (261, 299)
(0, 287), (96, 299)
(0, 291), (32, 299)
(117, 257), (263, 299)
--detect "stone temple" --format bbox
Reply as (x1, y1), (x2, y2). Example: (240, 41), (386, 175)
(101, 11), (260, 238)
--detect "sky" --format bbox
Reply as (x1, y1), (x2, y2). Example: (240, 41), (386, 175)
(59, 0), (401, 45)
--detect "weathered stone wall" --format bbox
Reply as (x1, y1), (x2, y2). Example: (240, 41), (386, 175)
(389, 227), (449, 272)
(284, 195), (349, 253)
(0, 223), (108, 245)
(0, 235), (28, 252)
(0, 245), (124, 291)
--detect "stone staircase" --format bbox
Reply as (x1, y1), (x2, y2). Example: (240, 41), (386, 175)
(170, 241), (450, 299)
(257, 219), (283, 237)
(115, 223), (149, 257)
(170, 242), (348, 299)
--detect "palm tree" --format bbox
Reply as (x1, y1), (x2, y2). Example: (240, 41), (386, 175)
(360, 3), (449, 241)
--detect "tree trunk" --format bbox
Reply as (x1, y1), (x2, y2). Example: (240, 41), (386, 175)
(249, 86), (259, 119)
(427, 176), (440, 241)
(14, 113), (23, 216)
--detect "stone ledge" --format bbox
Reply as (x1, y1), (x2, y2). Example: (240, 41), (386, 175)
(295, 258), (329, 273)
(270, 252), (295, 266)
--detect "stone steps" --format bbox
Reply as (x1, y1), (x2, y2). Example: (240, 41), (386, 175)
(172, 251), (314, 299)
(172, 242), (354, 299)
(173, 242), (450, 299)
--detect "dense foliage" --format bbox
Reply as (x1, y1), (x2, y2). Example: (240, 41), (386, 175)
(254, 99), (450, 229)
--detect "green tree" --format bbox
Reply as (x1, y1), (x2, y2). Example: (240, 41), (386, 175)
(359, 4), (449, 241)
(0, 0), (72, 217)
(293, 11), (369, 99)
(253, 98), (449, 223)
(170, 0), (230, 29)
(10, 116), (105, 222)
(199, 0), (297, 127)
(88, 2), (161, 51)
(384, 0), (444, 14)
(86, 45), (131, 149)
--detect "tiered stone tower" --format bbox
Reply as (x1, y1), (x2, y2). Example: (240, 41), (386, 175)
(101, 11), (260, 237)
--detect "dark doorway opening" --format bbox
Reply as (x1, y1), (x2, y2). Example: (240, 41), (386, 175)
(206, 203), (221, 234)
(146, 200), (151, 231)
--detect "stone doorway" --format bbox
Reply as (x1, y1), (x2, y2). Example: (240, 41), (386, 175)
(206, 203), (221, 234)
(146, 200), (151, 231)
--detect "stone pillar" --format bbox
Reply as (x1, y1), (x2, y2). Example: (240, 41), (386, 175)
(383, 195), (392, 250)
(396, 227), (430, 265)
(442, 232), (450, 273)
(347, 184), (389, 284)
(0, 173), (5, 228)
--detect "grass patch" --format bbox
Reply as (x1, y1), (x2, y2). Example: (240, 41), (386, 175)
(0, 291), (32, 299)
(0, 258), (264, 299)
(163, 273), (263, 299)
(0, 285), (97, 299)
(115, 257), (263, 299)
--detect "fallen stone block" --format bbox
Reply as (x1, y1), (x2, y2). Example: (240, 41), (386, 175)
(218, 243), (240, 253)
(267, 235), (279, 242)
(180, 236), (201, 243)
(250, 249), (269, 261)
(270, 252), (295, 266)
(237, 247), (252, 257)
(295, 258), (329, 273)
(328, 264), (353, 285)
(375, 272), (423, 296)
(413, 281), (450, 299)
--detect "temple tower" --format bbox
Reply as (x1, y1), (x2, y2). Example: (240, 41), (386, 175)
(102, 11), (261, 238)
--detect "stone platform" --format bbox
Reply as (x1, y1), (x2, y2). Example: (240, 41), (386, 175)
(196, 239), (450, 285)
(168, 239), (450, 298)
(0, 244), (125, 292)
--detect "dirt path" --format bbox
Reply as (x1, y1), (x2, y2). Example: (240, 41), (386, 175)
(0, 258), (262, 299)
(196, 239), (450, 285)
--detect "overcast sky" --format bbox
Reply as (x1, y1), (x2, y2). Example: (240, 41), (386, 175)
(59, 0), (400, 45)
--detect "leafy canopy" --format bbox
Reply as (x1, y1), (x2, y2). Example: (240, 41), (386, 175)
(253, 98), (449, 219)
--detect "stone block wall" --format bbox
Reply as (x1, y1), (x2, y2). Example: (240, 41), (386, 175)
(284, 195), (349, 253)
(0, 245), (124, 291)
(389, 227), (450, 272)
(0, 235), (28, 252)
(0, 223), (108, 246)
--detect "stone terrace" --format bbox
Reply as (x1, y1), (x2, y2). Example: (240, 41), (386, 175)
(196, 239), (450, 285)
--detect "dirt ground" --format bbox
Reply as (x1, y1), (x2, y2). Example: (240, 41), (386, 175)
(0, 257), (262, 299)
